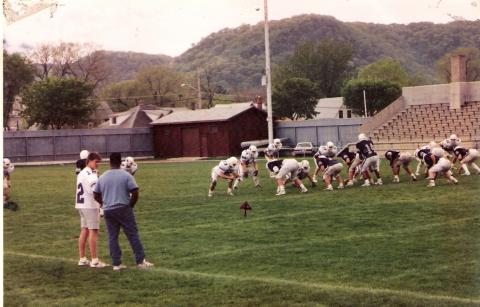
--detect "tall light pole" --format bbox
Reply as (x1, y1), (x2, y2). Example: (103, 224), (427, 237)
(363, 89), (368, 117)
(263, 0), (274, 143)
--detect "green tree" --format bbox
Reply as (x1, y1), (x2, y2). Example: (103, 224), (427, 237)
(435, 47), (480, 82)
(342, 79), (401, 116)
(21, 78), (96, 129)
(274, 40), (354, 98)
(272, 77), (319, 120)
(135, 65), (182, 105)
(357, 58), (414, 87)
(3, 50), (36, 129)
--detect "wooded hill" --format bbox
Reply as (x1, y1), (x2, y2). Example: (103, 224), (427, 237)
(97, 15), (480, 91)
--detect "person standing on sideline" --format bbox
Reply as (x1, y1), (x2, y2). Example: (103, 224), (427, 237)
(76, 152), (107, 268)
(93, 152), (153, 271)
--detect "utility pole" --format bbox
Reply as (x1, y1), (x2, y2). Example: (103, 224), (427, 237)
(264, 0), (273, 143)
(363, 90), (368, 117)
(197, 69), (202, 109)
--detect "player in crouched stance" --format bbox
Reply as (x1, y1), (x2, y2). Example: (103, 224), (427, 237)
(426, 147), (458, 187)
(314, 153), (344, 191)
(209, 157), (239, 197)
(233, 145), (260, 189)
(347, 133), (382, 187)
(453, 146), (480, 175)
(384, 150), (417, 182)
(267, 159), (309, 196)
(121, 156), (138, 175)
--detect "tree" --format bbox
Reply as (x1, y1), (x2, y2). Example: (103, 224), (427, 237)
(3, 50), (36, 129)
(342, 79), (401, 116)
(357, 58), (414, 87)
(135, 65), (182, 105)
(274, 40), (354, 98)
(272, 77), (319, 120)
(21, 78), (96, 129)
(436, 47), (480, 82)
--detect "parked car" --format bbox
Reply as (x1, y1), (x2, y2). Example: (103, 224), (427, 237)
(292, 142), (314, 156)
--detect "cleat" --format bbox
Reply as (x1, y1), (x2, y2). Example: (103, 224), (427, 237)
(90, 261), (108, 268)
(427, 182), (435, 187)
(276, 189), (286, 196)
(99, 208), (104, 217)
(375, 179), (383, 185)
(137, 259), (154, 269)
(361, 181), (371, 187)
(208, 190), (214, 197)
(301, 188), (308, 193)
(346, 180), (354, 187)
(324, 186), (334, 191)
(337, 184), (344, 189)
(78, 259), (90, 266)
(113, 264), (127, 271)
(462, 172), (471, 176)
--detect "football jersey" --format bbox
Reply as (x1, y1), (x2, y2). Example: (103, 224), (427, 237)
(314, 155), (339, 168)
(423, 154), (438, 168)
(217, 160), (234, 175)
(356, 140), (377, 159)
(340, 151), (356, 164)
(266, 159), (284, 173)
(326, 146), (338, 158)
(453, 147), (469, 159)
(385, 150), (400, 166)
(75, 159), (87, 175)
(265, 144), (279, 159)
(75, 166), (99, 209)
(240, 150), (257, 165)
(440, 139), (454, 153)
(415, 147), (430, 159)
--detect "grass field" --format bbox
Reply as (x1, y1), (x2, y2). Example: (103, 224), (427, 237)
(4, 158), (480, 306)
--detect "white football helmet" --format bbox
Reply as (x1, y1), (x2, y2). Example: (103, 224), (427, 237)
(318, 145), (328, 155)
(299, 160), (310, 173)
(226, 157), (239, 168)
(273, 138), (282, 149)
(326, 141), (335, 149)
(125, 156), (135, 167)
(3, 158), (11, 168)
(80, 149), (89, 160)
(358, 133), (368, 141)
(248, 145), (258, 154)
(432, 147), (444, 158)
(449, 134), (458, 140)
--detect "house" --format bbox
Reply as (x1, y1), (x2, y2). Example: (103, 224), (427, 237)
(314, 97), (356, 119)
(150, 102), (267, 158)
(98, 103), (188, 128)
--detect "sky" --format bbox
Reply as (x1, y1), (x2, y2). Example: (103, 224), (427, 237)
(3, 0), (480, 57)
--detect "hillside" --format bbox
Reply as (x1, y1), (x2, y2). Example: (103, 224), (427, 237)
(174, 14), (480, 90)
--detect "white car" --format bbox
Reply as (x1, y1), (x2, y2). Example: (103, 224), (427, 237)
(293, 142), (314, 156)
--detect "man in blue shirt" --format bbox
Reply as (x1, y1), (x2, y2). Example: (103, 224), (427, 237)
(93, 152), (153, 271)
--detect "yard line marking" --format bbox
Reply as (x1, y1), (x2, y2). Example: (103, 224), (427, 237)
(174, 217), (476, 261)
(5, 251), (480, 305)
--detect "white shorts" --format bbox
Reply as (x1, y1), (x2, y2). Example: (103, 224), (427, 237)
(349, 154), (362, 172)
(361, 155), (379, 173)
(429, 158), (452, 173)
(395, 152), (413, 168)
(323, 163), (343, 180)
(463, 149), (479, 164)
(79, 208), (100, 230)
(276, 160), (298, 180)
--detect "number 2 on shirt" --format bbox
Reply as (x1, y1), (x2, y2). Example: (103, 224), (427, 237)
(77, 183), (84, 204)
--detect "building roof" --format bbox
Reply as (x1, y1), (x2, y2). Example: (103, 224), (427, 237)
(151, 102), (263, 125)
(314, 97), (346, 119)
(98, 104), (187, 128)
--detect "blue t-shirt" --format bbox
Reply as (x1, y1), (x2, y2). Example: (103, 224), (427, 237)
(94, 169), (138, 211)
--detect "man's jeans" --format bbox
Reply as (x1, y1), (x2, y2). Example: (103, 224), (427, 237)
(104, 205), (145, 266)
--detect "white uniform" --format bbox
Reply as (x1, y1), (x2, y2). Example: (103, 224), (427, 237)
(326, 146), (338, 158)
(121, 162), (138, 175)
(429, 157), (452, 174)
(75, 166), (100, 209)
(211, 160), (236, 181)
(265, 144), (280, 161)
(275, 159), (301, 180)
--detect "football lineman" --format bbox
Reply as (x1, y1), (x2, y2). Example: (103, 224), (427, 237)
(426, 147), (458, 187)
(453, 146), (480, 175)
(351, 133), (382, 187)
(121, 156), (138, 175)
(233, 145), (261, 189)
(3, 158), (15, 207)
(325, 141), (338, 158)
(337, 146), (361, 181)
(384, 150), (417, 182)
(439, 135), (460, 157)
(312, 146), (328, 183)
(265, 138), (282, 161)
(314, 154), (344, 191)
(208, 157), (239, 197)
(75, 149), (89, 175)
(267, 159), (308, 195)
(414, 142), (435, 177)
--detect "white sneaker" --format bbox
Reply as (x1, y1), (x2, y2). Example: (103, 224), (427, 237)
(462, 172), (471, 176)
(375, 179), (383, 185)
(427, 181), (435, 187)
(99, 208), (104, 217)
(337, 184), (344, 189)
(361, 181), (371, 187)
(276, 189), (286, 196)
(325, 186), (333, 191)
(346, 180), (354, 187)
(78, 259), (90, 266)
(138, 259), (154, 269)
(90, 261), (108, 268)
(208, 190), (214, 197)
(227, 189), (234, 196)
(113, 264), (127, 271)
(301, 188), (308, 193)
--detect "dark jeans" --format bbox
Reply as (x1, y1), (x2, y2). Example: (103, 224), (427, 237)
(104, 205), (145, 266)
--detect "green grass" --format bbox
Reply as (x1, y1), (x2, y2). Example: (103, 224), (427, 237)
(4, 159), (480, 306)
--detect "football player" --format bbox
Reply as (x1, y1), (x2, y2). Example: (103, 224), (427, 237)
(312, 146), (328, 183)
(208, 157), (239, 197)
(121, 156), (138, 175)
(414, 142), (435, 177)
(233, 145), (261, 189)
(384, 150), (417, 182)
(75, 149), (89, 175)
(426, 147), (458, 187)
(453, 146), (480, 175)
(314, 153), (344, 191)
(325, 141), (338, 158)
(267, 159), (308, 196)
(440, 135), (460, 157)
(265, 138), (282, 161)
(355, 133), (382, 187)
(3, 158), (15, 207)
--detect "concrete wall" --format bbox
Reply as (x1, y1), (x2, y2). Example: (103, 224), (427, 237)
(275, 118), (368, 147)
(3, 128), (153, 163)
(402, 81), (480, 106)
